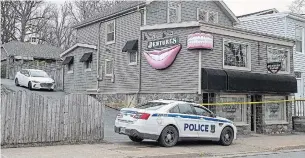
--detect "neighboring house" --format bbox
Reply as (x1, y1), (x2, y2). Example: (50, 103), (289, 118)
(1, 40), (63, 89)
(235, 9), (305, 100)
(61, 1), (297, 135)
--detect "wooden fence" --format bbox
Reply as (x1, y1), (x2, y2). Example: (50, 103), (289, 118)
(1, 90), (104, 147)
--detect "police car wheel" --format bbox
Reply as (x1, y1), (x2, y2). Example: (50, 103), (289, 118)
(129, 136), (143, 142)
(219, 127), (234, 146)
(158, 125), (179, 147)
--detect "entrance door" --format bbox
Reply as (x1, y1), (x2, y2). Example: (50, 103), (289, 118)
(251, 95), (261, 133)
(296, 79), (303, 99)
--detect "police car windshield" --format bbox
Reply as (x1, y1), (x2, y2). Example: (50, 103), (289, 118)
(136, 102), (168, 110)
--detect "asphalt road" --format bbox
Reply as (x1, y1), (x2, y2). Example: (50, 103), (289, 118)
(238, 150), (305, 158)
(1, 79), (66, 98)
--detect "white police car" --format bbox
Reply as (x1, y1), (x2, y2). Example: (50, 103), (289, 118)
(114, 99), (237, 147)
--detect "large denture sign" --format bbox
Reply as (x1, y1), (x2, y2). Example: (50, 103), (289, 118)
(143, 44), (182, 70)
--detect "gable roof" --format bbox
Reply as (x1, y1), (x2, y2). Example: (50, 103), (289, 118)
(60, 43), (97, 58)
(237, 8), (279, 19)
(1, 41), (63, 60)
(73, 1), (239, 29)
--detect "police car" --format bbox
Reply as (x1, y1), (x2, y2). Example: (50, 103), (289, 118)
(114, 99), (237, 147)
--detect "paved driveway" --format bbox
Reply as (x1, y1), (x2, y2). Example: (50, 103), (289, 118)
(1, 78), (66, 98)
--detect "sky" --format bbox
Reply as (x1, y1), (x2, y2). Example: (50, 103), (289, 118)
(48, 0), (294, 17)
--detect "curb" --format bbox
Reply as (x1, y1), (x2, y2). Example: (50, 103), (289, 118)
(210, 148), (305, 158)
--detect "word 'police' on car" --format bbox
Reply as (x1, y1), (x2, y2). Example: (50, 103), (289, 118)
(114, 99), (237, 147)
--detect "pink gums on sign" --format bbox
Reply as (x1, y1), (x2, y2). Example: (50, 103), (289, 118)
(143, 44), (182, 70)
(187, 33), (213, 50)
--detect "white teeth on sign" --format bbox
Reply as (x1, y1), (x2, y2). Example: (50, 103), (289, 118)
(149, 50), (171, 61)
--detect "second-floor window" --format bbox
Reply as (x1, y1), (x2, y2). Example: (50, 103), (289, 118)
(197, 9), (218, 24)
(208, 11), (218, 24)
(106, 20), (115, 44)
(105, 59), (113, 76)
(295, 27), (304, 53)
(223, 39), (251, 71)
(167, 1), (181, 23)
(267, 47), (290, 73)
(129, 51), (137, 65)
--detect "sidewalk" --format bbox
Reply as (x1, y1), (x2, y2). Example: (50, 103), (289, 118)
(2, 134), (305, 158)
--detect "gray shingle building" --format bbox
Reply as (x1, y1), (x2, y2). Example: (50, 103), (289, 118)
(61, 1), (297, 135)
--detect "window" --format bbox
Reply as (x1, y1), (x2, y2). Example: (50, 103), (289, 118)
(295, 27), (304, 53)
(177, 104), (195, 115)
(85, 60), (92, 70)
(197, 9), (208, 21)
(167, 1), (181, 23)
(193, 106), (211, 117)
(223, 39), (251, 71)
(216, 95), (247, 124)
(106, 20), (115, 44)
(169, 105), (180, 113)
(264, 96), (287, 124)
(267, 47), (290, 73)
(208, 11), (218, 24)
(105, 59), (113, 76)
(67, 63), (73, 72)
(129, 51), (137, 65)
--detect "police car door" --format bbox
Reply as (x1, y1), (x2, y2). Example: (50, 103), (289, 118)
(173, 103), (199, 138)
(193, 105), (218, 139)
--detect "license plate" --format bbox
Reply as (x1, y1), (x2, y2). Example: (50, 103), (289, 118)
(120, 127), (126, 134)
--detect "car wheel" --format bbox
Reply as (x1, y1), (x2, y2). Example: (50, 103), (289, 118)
(15, 78), (19, 86)
(219, 127), (234, 146)
(128, 136), (143, 142)
(158, 125), (179, 147)
(28, 82), (33, 90)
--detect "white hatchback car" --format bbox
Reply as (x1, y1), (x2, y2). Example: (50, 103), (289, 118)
(15, 69), (55, 91)
(114, 99), (237, 147)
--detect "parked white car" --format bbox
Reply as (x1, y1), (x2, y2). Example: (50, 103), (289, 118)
(15, 69), (55, 91)
(114, 99), (237, 147)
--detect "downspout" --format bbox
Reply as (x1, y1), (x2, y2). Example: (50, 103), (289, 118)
(198, 50), (202, 94)
(96, 21), (103, 93)
(136, 6), (144, 104)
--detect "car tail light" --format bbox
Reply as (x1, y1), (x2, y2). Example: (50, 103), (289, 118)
(133, 112), (150, 120)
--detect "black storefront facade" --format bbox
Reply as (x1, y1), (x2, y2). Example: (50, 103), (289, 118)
(201, 68), (297, 134)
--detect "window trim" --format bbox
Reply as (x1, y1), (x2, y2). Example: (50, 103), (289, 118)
(105, 59), (113, 77)
(218, 94), (248, 125)
(264, 95), (288, 125)
(197, 8), (208, 22)
(105, 20), (116, 45)
(67, 63), (74, 74)
(222, 38), (252, 71)
(295, 71), (302, 79)
(128, 51), (138, 66)
(84, 60), (92, 72)
(167, 1), (181, 23)
(208, 11), (219, 24)
(295, 27), (304, 54)
(266, 46), (290, 74)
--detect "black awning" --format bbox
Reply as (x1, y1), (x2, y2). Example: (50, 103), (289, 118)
(201, 68), (297, 93)
(226, 70), (297, 93)
(122, 40), (138, 52)
(202, 68), (227, 91)
(79, 52), (92, 62)
(62, 56), (74, 65)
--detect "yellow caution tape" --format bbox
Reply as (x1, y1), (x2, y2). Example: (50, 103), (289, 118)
(200, 99), (305, 106)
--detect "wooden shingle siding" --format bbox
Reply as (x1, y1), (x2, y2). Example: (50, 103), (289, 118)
(146, 1), (233, 27)
(63, 47), (97, 93)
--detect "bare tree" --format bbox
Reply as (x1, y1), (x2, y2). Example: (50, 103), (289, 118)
(3, 1), (54, 42)
(1, 1), (17, 43)
(289, 0), (305, 14)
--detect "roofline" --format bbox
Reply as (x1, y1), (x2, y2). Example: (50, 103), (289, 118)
(60, 43), (97, 57)
(216, 1), (240, 23)
(72, 2), (147, 29)
(73, 1), (239, 29)
(237, 8), (279, 18)
(238, 11), (305, 23)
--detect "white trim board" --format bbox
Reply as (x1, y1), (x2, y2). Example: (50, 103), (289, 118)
(200, 23), (295, 46)
(60, 43), (97, 57)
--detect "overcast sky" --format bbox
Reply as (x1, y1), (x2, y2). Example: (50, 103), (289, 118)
(49, 0), (294, 16)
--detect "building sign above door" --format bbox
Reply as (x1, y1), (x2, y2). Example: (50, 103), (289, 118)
(147, 37), (179, 50)
(187, 33), (213, 50)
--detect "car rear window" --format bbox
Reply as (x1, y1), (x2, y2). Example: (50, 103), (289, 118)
(136, 102), (168, 110)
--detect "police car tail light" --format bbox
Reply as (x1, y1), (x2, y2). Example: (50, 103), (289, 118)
(133, 112), (150, 120)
